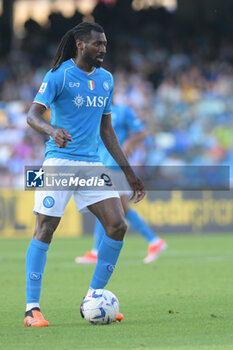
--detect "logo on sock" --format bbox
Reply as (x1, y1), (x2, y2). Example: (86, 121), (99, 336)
(29, 272), (41, 281)
(43, 196), (55, 208)
(107, 264), (115, 272)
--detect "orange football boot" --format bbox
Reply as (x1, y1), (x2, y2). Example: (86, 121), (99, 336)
(24, 308), (49, 327)
(143, 239), (167, 263)
(114, 312), (124, 322)
(75, 251), (97, 264)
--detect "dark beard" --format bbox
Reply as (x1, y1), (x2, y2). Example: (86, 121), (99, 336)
(83, 51), (102, 68)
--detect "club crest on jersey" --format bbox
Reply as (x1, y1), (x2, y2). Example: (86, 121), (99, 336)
(88, 80), (95, 90)
(103, 80), (110, 91)
(39, 82), (47, 94)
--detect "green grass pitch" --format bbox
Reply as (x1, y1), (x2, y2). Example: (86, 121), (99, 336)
(0, 234), (233, 350)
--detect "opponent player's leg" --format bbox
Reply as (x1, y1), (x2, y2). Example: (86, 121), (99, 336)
(121, 195), (167, 263)
(75, 218), (104, 264)
(24, 214), (60, 327)
(93, 218), (105, 251)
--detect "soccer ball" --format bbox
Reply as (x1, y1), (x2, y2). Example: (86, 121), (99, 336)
(82, 289), (119, 325)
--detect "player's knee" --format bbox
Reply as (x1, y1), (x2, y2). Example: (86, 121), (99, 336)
(107, 219), (128, 241)
(34, 221), (57, 243)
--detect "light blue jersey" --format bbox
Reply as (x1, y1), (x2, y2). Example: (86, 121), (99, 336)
(98, 104), (144, 167)
(34, 59), (114, 162)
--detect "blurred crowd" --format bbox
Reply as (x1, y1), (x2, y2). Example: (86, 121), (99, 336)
(1, 6), (233, 188)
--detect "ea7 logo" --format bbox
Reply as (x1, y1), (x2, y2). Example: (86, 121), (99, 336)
(69, 82), (80, 88)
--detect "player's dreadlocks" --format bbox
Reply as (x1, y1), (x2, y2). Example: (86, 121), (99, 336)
(52, 22), (104, 72)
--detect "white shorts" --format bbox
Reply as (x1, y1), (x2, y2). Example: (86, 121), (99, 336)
(33, 158), (120, 217)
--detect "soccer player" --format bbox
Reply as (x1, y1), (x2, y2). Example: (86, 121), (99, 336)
(24, 22), (145, 327)
(76, 103), (167, 264)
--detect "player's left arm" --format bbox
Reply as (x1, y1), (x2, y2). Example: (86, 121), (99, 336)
(100, 114), (145, 203)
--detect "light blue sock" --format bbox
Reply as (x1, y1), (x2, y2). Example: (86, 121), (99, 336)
(125, 209), (158, 244)
(90, 233), (123, 289)
(26, 238), (49, 303)
(93, 218), (106, 251)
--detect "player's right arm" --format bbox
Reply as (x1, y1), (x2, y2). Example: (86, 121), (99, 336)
(27, 69), (73, 148)
(27, 103), (73, 148)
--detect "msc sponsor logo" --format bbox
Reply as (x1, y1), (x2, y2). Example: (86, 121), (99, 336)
(86, 96), (109, 107)
(73, 94), (85, 108)
(72, 94), (109, 108)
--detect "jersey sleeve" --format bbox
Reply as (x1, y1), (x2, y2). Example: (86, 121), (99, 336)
(103, 74), (114, 115)
(125, 106), (144, 133)
(33, 69), (63, 109)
